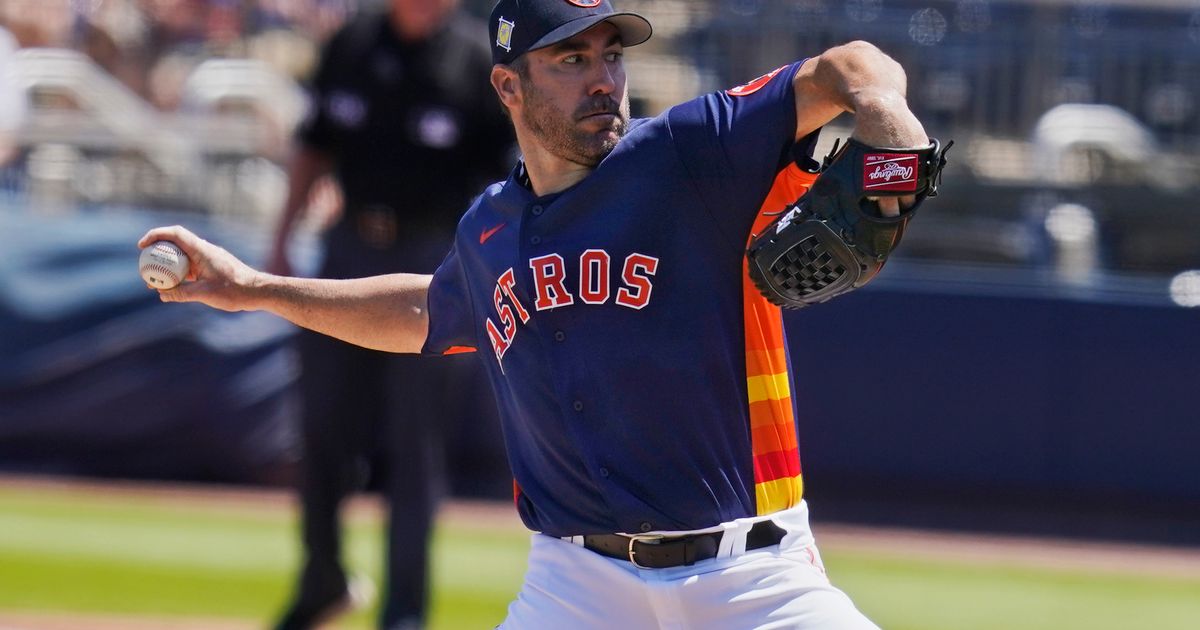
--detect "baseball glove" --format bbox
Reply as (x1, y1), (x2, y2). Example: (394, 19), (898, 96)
(746, 137), (952, 309)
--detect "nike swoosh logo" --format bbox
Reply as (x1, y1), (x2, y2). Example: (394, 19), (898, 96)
(480, 223), (506, 244)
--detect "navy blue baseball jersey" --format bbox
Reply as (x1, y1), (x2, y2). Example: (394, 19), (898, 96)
(423, 60), (823, 537)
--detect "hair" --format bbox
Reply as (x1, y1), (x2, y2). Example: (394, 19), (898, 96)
(510, 55), (531, 78)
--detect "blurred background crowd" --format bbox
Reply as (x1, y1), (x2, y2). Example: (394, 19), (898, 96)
(1, 0), (347, 108)
(2, 0), (1200, 267)
(0, 1), (1198, 628)
(1, 0), (1198, 534)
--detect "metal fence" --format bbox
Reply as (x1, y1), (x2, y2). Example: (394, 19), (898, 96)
(685, 1), (1199, 145)
(4, 0), (1200, 275)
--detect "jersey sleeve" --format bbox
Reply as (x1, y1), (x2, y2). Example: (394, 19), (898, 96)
(665, 59), (809, 244)
(421, 239), (478, 356)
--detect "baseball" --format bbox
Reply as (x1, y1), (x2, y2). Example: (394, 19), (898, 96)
(139, 240), (190, 289)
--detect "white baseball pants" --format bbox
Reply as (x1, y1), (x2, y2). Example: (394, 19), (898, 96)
(499, 501), (879, 630)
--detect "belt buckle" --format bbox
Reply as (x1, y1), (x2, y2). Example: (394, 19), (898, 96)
(626, 533), (665, 569)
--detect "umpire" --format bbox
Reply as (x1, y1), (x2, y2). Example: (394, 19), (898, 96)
(267, 1), (514, 628)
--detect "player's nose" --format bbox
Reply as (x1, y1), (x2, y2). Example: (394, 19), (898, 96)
(587, 61), (618, 96)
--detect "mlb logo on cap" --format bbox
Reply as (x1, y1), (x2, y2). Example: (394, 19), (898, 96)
(488, 0), (653, 66)
(496, 17), (515, 52)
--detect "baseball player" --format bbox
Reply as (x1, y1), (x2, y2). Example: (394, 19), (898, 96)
(140, 1), (943, 627)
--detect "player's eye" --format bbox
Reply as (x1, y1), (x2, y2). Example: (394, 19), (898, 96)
(605, 51), (623, 62)
(562, 54), (581, 65)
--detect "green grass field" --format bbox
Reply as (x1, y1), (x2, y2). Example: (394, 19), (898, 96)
(0, 481), (1198, 629)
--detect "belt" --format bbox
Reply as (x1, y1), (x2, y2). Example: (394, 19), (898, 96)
(577, 520), (787, 569)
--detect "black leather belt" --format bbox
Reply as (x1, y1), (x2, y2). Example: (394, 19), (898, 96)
(578, 520), (787, 569)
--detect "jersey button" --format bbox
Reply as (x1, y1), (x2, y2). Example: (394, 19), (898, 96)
(554, 330), (566, 342)
(572, 400), (584, 412)
(639, 521), (653, 533)
(530, 235), (542, 245)
(531, 205), (544, 216)
(599, 467), (610, 478)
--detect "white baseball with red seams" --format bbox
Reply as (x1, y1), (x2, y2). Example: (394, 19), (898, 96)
(139, 241), (190, 289)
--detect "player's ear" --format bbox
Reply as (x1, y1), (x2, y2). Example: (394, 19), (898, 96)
(491, 64), (521, 110)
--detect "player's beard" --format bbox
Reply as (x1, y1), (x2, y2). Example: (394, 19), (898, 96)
(521, 81), (630, 167)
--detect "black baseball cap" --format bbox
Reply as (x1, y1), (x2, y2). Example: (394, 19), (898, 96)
(489, 0), (653, 66)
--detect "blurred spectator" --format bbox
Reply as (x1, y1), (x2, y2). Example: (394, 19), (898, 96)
(0, 24), (25, 167)
(0, 0), (73, 49)
(246, 28), (319, 85)
(266, 0), (514, 628)
(0, 0), (358, 112)
(146, 51), (198, 110)
(252, 0), (355, 44)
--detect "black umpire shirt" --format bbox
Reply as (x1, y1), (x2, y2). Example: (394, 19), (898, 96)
(299, 10), (514, 273)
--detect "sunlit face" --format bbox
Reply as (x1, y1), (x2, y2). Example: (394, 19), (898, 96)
(514, 23), (630, 167)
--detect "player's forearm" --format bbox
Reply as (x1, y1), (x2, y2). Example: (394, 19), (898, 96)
(251, 273), (432, 353)
(140, 225), (432, 353)
(794, 41), (926, 147)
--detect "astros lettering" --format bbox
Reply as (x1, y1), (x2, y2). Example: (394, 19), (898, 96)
(486, 250), (660, 365)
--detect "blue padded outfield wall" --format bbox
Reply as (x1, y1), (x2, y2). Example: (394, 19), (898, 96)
(784, 261), (1199, 542)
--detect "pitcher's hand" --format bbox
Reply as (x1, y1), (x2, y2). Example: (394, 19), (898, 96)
(137, 225), (264, 312)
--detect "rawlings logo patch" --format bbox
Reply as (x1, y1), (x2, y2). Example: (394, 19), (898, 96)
(566, 0), (603, 7)
(726, 65), (788, 97)
(863, 154), (918, 192)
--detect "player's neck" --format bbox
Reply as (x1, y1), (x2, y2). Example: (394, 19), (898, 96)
(519, 145), (593, 197)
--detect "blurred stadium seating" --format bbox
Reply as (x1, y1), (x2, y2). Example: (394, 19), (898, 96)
(0, 0), (1197, 538)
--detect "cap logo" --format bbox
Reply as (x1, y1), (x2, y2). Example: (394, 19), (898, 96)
(566, 0), (603, 7)
(496, 16), (515, 52)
